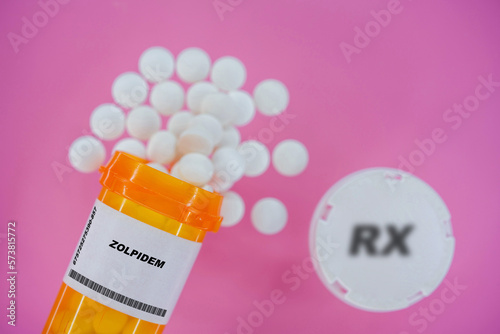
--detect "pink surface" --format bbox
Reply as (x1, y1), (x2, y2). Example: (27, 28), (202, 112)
(1, 0), (500, 333)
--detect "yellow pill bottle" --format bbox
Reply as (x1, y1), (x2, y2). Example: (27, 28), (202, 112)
(43, 152), (223, 334)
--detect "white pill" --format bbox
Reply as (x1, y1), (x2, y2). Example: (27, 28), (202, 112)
(176, 47), (211, 83)
(202, 184), (214, 192)
(147, 162), (169, 174)
(178, 153), (214, 186)
(253, 79), (289, 116)
(220, 191), (245, 227)
(150, 81), (184, 116)
(112, 72), (149, 108)
(212, 147), (246, 184)
(167, 111), (194, 137)
(251, 198), (288, 235)
(68, 136), (106, 173)
(229, 90), (255, 126)
(90, 104), (125, 140)
(208, 174), (234, 193)
(189, 114), (223, 145)
(126, 106), (161, 140)
(146, 130), (177, 164)
(217, 126), (241, 149)
(210, 56), (246, 91)
(272, 139), (309, 177)
(170, 162), (182, 179)
(201, 92), (235, 126)
(177, 126), (214, 156)
(207, 174), (234, 193)
(138, 46), (175, 83)
(238, 140), (270, 177)
(186, 81), (218, 113)
(112, 138), (147, 159)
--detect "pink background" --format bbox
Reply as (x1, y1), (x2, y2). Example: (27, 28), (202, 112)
(1, 0), (500, 333)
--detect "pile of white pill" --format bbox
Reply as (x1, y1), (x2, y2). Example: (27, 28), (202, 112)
(68, 47), (309, 235)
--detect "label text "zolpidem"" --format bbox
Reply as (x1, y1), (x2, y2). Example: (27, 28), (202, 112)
(109, 240), (166, 269)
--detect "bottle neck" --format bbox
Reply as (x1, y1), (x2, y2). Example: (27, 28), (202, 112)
(98, 188), (206, 243)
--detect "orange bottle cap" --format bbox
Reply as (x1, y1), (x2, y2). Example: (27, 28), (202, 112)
(99, 152), (223, 233)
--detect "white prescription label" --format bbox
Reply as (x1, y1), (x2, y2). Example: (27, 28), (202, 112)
(63, 200), (201, 325)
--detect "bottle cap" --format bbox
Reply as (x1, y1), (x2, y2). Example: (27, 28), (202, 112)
(309, 168), (454, 311)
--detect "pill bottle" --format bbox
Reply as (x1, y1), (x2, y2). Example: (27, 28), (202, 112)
(43, 151), (223, 334)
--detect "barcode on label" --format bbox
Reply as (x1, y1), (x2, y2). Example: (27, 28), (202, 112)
(68, 269), (167, 317)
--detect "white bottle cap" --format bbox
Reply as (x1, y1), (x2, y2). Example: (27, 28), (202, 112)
(309, 168), (454, 312)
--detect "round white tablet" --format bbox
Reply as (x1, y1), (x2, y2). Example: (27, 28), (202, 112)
(176, 47), (211, 83)
(200, 92), (235, 126)
(208, 174), (234, 193)
(146, 130), (177, 164)
(126, 106), (161, 140)
(251, 198), (288, 235)
(68, 136), (106, 173)
(177, 153), (214, 186)
(217, 126), (241, 149)
(138, 46), (175, 83)
(147, 162), (168, 174)
(167, 111), (194, 137)
(186, 81), (218, 113)
(210, 56), (246, 91)
(150, 81), (184, 116)
(170, 162), (182, 179)
(212, 147), (246, 184)
(90, 103), (125, 140)
(272, 139), (309, 176)
(177, 126), (214, 156)
(237, 140), (270, 177)
(189, 114), (223, 145)
(310, 168), (455, 312)
(220, 191), (245, 227)
(253, 79), (289, 116)
(112, 72), (149, 109)
(229, 90), (255, 126)
(203, 185), (214, 192)
(112, 138), (147, 159)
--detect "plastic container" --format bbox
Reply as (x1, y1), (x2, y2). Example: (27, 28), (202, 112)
(43, 152), (223, 334)
(309, 168), (454, 312)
